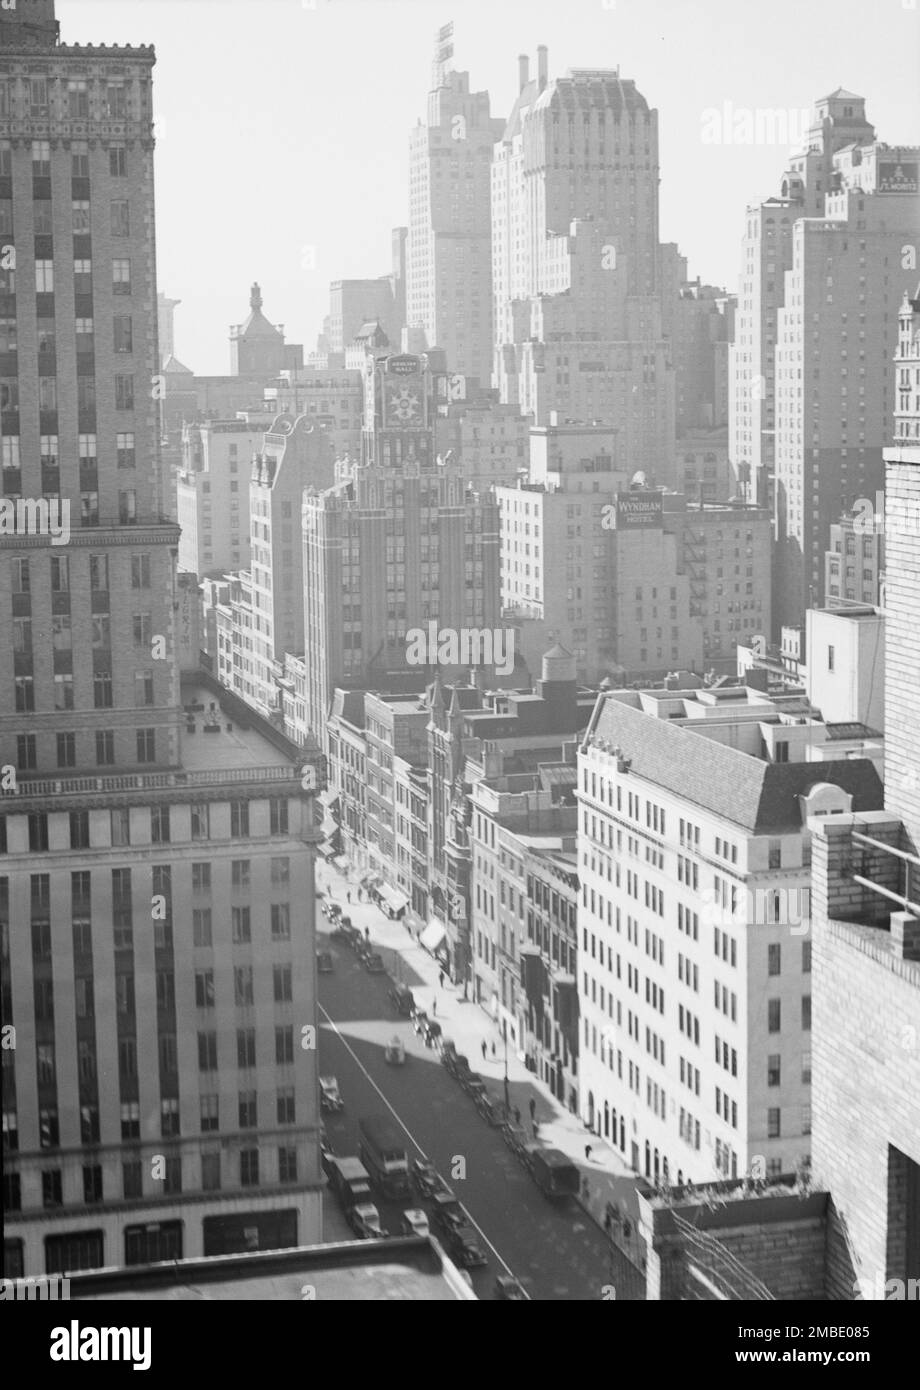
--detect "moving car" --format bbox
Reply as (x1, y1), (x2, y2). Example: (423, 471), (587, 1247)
(494, 1276), (527, 1300)
(442, 1223), (487, 1268)
(389, 984), (415, 1016)
(429, 1191), (465, 1236)
(384, 1035), (406, 1066)
(411, 1158), (442, 1200)
(529, 1147), (581, 1200)
(400, 1208), (430, 1238)
(319, 1075), (344, 1113)
(364, 952), (386, 973)
(348, 1202), (386, 1240)
(316, 951), (334, 974)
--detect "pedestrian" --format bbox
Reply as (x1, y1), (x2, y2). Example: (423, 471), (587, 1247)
(432, 997), (437, 1017)
(532, 1120), (539, 1139)
(346, 890), (351, 904)
(491, 1041), (496, 1059)
(529, 1097), (536, 1121)
(514, 1106), (521, 1127)
(585, 1144), (593, 1161)
(481, 1039), (487, 1061)
(439, 970), (445, 989)
(364, 926), (370, 942)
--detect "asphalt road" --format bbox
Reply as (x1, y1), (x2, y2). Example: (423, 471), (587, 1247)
(317, 929), (616, 1301)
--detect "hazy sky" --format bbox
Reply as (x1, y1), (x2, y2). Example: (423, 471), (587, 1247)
(62, 0), (920, 374)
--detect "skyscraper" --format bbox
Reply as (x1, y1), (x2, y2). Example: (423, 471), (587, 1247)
(1, 2), (324, 1278)
(491, 55), (675, 483)
(407, 24), (503, 384)
(302, 346), (501, 739)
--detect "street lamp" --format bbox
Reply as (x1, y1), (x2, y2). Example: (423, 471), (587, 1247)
(502, 1018), (510, 1119)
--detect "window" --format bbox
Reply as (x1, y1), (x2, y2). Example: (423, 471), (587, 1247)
(109, 145), (127, 177)
(801, 995), (812, 1031)
(277, 1088), (296, 1125)
(116, 432), (135, 467)
(237, 1029), (256, 1069)
(767, 1108), (781, 1139)
(767, 943), (781, 976)
(136, 729), (156, 763)
(239, 1092), (257, 1128)
(135, 671), (154, 707)
(69, 810), (90, 849)
(270, 799), (288, 835)
(802, 940), (812, 974)
(131, 554), (150, 588)
(123, 1161), (142, 1200)
(67, 80), (89, 118)
(191, 863), (211, 893)
(271, 904), (290, 941)
(58, 739), (77, 772)
(112, 259), (132, 294)
(150, 805), (170, 843)
(273, 964), (292, 1002)
(93, 672), (113, 708)
(18, 733), (37, 768)
(114, 316), (133, 353)
(119, 490), (136, 524)
(240, 1150), (259, 1187)
(279, 1148), (298, 1184)
(115, 375), (134, 410)
(275, 1026), (294, 1065)
(110, 807), (130, 847)
(767, 1054), (781, 1087)
(231, 859), (250, 891)
(35, 260), (54, 293)
(200, 1095), (219, 1133)
(230, 801), (249, 837)
(197, 1032), (218, 1072)
(827, 645), (835, 672)
(120, 1101), (140, 1140)
(195, 970), (215, 1009)
(271, 857), (290, 887)
(29, 813), (49, 852)
(231, 906), (251, 944)
(111, 200), (130, 236)
(193, 908), (212, 948)
(190, 804), (209, 840)
(767, 999), (781, 1033)
(71, 200), (90, 232)
(234, 966), (254, 1007)
(42, 1170), (63, 1208)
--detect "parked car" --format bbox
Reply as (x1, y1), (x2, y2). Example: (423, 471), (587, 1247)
(423, 1018), (442, 1047)
(501, 1123), (530, 1158)
(348, 1202), (386, 1240)
(323, 901), (342, 923)
(365, 952), (386, 973)
(319, 1075), (344, 1113)
(460, 1070), (486, 1098)
(355, 939), (373, 964)
(440, 1039), (457, 1067)
(316, 950), (334, 974)
(389, 984), (415, 1016)
(413, 1011), (429, 1038)
(320, 1129), (336, 1179)
(494, 1276), (527, 1300)
(475, 1091), (506, 1126)
(400, 1208), (430, 1238)
(452, 1055), (473, 1086)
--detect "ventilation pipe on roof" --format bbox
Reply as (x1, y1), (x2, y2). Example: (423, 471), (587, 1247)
(518, 54), (529, 92)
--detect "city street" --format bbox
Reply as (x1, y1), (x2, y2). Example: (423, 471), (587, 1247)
(317, 929), (617, 1300)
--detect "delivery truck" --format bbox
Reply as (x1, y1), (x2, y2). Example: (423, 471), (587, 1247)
(358, 1115), (411, 1199)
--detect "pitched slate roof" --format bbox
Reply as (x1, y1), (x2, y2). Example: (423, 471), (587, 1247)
(586, 694), (883, 833)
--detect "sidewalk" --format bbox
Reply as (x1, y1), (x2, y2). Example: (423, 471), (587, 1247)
(315, 856), (640, 1235)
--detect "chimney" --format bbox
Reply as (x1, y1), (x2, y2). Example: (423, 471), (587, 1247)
(537, 45), (548, 91)
(518, 53), (529, 92)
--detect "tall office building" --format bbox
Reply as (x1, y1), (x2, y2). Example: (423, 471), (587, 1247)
(0, 2), (324, 1278)
(728, 92), (876, 509)
(302, 348), (501, 739)
(406, 24), (503, 384)
(773, 125), (919, 631)
(492, 54), (675, 483)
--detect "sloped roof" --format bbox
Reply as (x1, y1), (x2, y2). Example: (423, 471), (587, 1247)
(162, 353), (193, 375)
(588, 695), (883, 833)
(821, 87), (863, 102)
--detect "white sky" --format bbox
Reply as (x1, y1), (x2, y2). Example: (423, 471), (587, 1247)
(61, 0), (920, 374)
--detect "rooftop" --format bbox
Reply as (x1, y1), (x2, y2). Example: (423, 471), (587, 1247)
(65, 1238), (471, 1303)
(178, 683), (294, 773)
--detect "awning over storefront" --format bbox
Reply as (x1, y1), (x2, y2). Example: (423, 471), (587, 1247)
(378, 884), (409, 914)
(420, 919), (447, 954)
